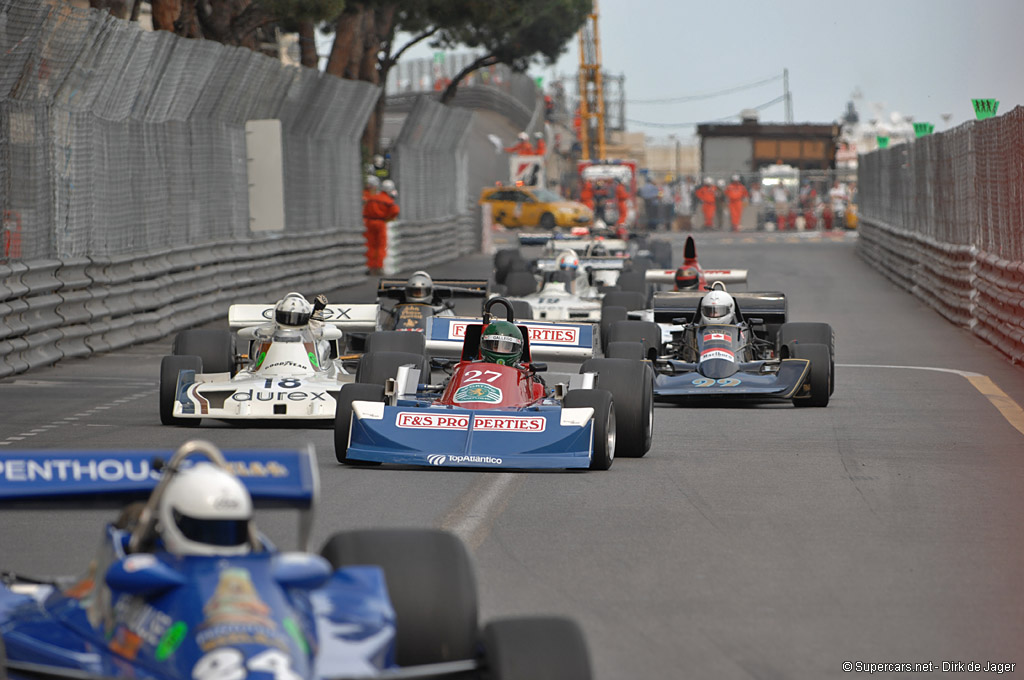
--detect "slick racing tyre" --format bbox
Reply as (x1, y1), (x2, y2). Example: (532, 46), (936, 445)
(333, 383), (385, 464)
(508, 299), (534, 321)
(159, 355), (202, 427)
(494, 250), (529, 285)
(599, 306), (627, 354)
(778, 322), (835, 395)
(504, 271), (539, 297)
(790, 342), (831, 407)
(364, 330), (426, 355)
(605, 341), (644, 361)
(173, 329), (234, 374)
(482, 617), (592, 680)
(601, 290), (647, 312)
(615, 269), (649, 298)
(606, 320), (662, 361)
(649, 240), (674, 269)
(563, 388), (615, 470)
(581, 357), (653, 457)
(356, 350), (429, 386)
(320, 529), (478, 666)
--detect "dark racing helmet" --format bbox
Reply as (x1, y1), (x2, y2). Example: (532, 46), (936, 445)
(480, 320), (524, 366)
(674, 266), (700, 291)
(406, 271), (433, 303)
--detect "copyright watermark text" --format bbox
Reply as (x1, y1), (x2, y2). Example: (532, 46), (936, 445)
(842, 661), (1016, 674)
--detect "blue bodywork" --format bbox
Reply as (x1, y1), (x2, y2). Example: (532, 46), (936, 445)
(653, 359), (810, 401)
(346, 401), (595, 469)
(0, 450), (400, 680)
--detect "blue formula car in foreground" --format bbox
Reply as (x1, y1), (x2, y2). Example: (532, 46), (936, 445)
(334, 298), (654, 470)
(0, 441), (591, 680)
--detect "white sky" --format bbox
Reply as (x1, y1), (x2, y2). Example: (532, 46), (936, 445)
(366, 0), (1024, 143)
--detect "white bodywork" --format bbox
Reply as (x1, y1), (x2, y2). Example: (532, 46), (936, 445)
(172, 303), (379, 421)
(512, 273), (604, 322)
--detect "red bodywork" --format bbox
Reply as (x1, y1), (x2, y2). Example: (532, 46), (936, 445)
(439, 362), (545, 410)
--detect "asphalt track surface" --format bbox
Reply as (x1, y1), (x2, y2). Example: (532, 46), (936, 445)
(2, 231), (1023, 679)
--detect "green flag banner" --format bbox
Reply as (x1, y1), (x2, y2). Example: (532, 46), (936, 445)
(971, 98), (999, 120)
(877, 136), (890, 149)
(913, 122), (935, 138)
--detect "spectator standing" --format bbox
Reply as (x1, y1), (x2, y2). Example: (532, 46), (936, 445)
(638, 176), (661, 231)
(615, 180), (630, 227)
(724, 175), (749, 232)
(828, 180), (848, 230)
(772, 182), (789, 230)
(363, 182), (400, 276)
(714, 179), (727, 230)
(749, 181), (764, 230)
(504, 132), (534, 154)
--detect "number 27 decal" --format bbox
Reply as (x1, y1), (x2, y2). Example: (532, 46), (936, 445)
(464, 369), (502, 383)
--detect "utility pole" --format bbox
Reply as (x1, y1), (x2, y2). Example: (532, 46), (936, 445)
(578, 0), (606, 160)
(784, 68), (793, 123)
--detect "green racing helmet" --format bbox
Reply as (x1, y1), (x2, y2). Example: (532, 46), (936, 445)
(480, 320), (524, 366)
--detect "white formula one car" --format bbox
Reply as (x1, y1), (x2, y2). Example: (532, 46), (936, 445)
(159, 294), (378, 425)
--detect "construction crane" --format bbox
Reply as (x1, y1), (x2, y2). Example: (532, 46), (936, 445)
(577, 1), (605, 160)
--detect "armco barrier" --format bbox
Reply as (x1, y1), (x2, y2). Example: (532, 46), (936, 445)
(857, 217), (975, 327)
(0, 231), (367, 378)
(382, 212), (477, 276)
(972, 251), (1024, 364)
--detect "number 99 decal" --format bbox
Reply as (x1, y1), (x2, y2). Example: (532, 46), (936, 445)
(193, 649), (299, 680)
(691, 377), (742, 387)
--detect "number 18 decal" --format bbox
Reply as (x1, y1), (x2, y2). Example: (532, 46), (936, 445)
(193, 649), (299, 680)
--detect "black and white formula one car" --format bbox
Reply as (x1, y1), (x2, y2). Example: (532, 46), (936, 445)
(159, 293), (378, 425)
(605, 282), (835, 407)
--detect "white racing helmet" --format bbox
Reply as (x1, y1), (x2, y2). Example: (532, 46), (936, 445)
(406, 271), (433, 303)
(275, 293), (312, 327)
(157, 462), (253, 557)
(366, 175), (381, 190)
(556, 249), (580, 271)
(700, 289), (736, 325)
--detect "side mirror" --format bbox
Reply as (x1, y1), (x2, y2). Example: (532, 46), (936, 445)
(272, 553), (332, 591)
(747, 317), (764, 325)
(530, 362), (548, 373)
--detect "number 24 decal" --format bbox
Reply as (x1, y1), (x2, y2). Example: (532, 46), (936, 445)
(464, 369), (502, 383)
(193, 649), (299, 680)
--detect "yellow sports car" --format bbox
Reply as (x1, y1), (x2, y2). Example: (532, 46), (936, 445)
(480, 186), (592, 229)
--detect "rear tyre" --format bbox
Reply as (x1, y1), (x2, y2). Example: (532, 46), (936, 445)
(599, 306), (627, 354)
(494, 250), (527, 285)
(504, 271), (539, 297)
(173, 329), (234, 374)
(334, 383), (385, 464)
(364, 330), (426, 355)
(159, 355), (202, 427)
(778, 322), (835, 395)
(650, 240), (674, 269)
(320, 529), (477, 666)
(601, 291), (647, 311)
(508, 299), (533, 321)
(482, 617), (592, 680)
(616, 270), (649, 298)
(790, 343), (831, 407)
(563, 389), (615, 470)
(580, 357), (653, 457)
(356, 350), (428, 386)
(606, 320), (662, 361)
(605, 341), (644, 361)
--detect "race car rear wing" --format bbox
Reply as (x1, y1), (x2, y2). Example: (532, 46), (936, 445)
(652, 291), (787, 326)
(645, 268), (748, 285)
(425, 316), (594, 362)
(0, 447), (318, 509)
(377, 278), (490, 300)
(228, 303), (379, 332)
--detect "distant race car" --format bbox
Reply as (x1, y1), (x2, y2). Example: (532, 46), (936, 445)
(334, 298), (654, 470)
(159, 295), (378, 425)
(604, 283), (835, 407)
(375, 276), (489, 333)
(0, 440), (593, 680)
(643, 235), (747, 292)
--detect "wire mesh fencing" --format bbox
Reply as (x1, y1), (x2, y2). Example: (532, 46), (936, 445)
(0, 0), (378, 262)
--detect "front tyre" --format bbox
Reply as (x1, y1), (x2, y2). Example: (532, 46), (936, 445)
(791, 343), (831, 407)
(320, 529), (478, 666)
(159, 355), (202, 427)
(539, 212), (556, 229)
(482, 617), (592, 680)
(564, 388), (615, 470)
